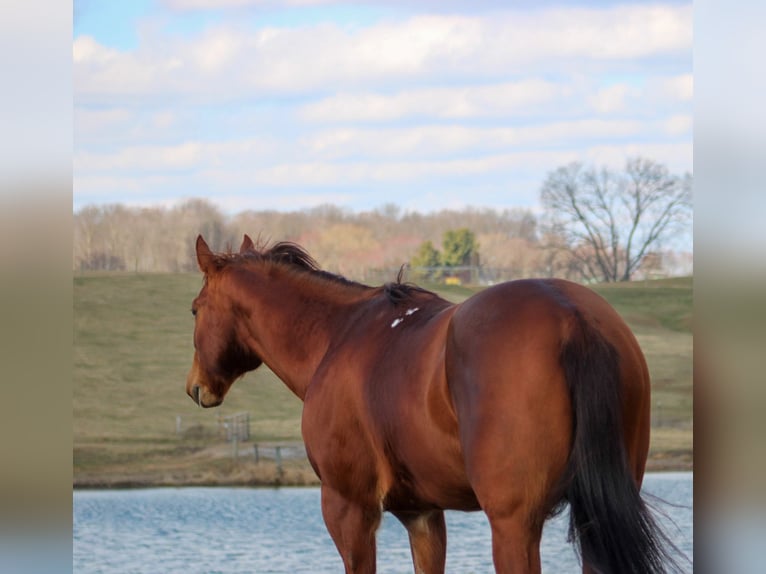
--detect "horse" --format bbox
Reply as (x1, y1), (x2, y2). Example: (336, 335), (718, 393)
(185, 234), (678, 574)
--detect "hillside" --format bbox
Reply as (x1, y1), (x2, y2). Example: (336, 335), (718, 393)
(74, 273), (692, 487)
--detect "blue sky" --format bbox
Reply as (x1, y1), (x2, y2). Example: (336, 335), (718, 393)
(74, 0), (692, 219)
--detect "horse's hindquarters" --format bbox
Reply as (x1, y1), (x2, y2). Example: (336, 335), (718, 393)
(446, 282), (574, 525)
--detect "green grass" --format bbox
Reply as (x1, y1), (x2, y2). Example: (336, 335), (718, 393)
(590, 277), (693, 436)
(590, 276), (693, 332)
(74, 273), (692, 484)
(74, 272), (305, 483)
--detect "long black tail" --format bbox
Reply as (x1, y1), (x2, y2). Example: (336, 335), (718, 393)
(560, 313), (681, 574)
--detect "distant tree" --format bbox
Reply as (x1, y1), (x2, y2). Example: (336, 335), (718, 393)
(311, 223), (380, 279)
(538, 230), (584, 281)
(375, 203), (401, 221)
(73, 201), (546, 277)
(479, 233), (543, 280)
(441, 228), (479, 267)
(410, 240), (441, 268)
(73, 205), (99, 270)
(409, 240), (441, 282)
(540, 157), (691, 282)
(173, 199), (230, 271)
(636, 251), (664, 280)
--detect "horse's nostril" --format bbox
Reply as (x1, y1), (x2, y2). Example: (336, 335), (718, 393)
(192, 385), (201, 406)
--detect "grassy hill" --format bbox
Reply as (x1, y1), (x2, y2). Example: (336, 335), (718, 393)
(590, 277), (693, 467)
(74, 274), (692, 487)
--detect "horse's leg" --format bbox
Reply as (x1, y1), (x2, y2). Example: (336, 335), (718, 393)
(320, 485), (381, 574)
(486, 511), (543, 574)
(447, 306), (574, 573)
(456, 385), (568, 574)
(393, 510), (447, 574)
(454, 374), (568, 573)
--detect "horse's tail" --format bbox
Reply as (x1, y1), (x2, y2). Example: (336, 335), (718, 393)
(560, 312), (679, 574)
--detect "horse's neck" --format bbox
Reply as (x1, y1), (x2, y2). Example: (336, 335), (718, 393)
(235, 267), (370, 399)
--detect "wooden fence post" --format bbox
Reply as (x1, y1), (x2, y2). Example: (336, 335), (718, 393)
(275, 446), (283, 479)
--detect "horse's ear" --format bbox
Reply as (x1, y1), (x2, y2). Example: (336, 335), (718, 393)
(239, 234), (255, 254)
(196, 235), (215, 274)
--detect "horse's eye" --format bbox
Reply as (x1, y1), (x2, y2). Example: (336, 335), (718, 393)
(191, 307), (197, 317)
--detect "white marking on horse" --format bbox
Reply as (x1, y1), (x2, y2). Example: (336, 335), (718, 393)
(391, 307), (420, 328)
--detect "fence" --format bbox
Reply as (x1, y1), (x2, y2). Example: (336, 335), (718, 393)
(365, 266), (520, 287)
(175, 413), (306, 476)
(217, 412), (250, 442)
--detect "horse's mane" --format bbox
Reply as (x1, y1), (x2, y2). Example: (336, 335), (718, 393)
(383, 265), (439, 305)
(262, 241), (323, 272)
(212, 239), (440, 305)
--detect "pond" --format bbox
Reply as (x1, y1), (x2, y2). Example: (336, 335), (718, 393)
(74, 472), (692, 573)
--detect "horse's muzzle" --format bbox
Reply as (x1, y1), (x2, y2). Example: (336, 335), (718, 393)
(187, 383), (223, 408)
(186, 354), (224, 407)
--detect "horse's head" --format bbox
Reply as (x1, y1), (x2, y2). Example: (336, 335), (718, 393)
(186, 234), (263, 407)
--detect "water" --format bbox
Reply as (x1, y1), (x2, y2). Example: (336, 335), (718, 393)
(74, 473), (692, 573)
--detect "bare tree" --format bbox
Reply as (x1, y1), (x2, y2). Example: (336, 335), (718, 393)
(540, 157), (692, 282)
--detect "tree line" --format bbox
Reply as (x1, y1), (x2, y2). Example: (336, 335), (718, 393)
(73, 157), (692, 283)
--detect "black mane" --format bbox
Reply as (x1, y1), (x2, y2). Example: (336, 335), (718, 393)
(221, 240), (439, 305)
(264, 242), (322, 271)
(259, 241), (366, 290)
(383, 265), (440, 305)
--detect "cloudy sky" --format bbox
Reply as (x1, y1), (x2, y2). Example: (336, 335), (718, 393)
(73, 0), (692, 215)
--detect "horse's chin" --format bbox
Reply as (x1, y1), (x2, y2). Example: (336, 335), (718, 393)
(199, 394), (224, 408)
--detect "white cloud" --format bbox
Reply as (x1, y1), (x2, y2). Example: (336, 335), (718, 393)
(152, 111), (177, 129)
(73, 35), (118, 64)
(72, 151), (533, 198)
(301, 120), (644, 159)
(75, 142), (204, 172)
(584, 142), (692, 174)
(75, 139), (692, 215)
(74, 173), (181, 200)
(662, 114), (693, 136)
(162, 0), (333, 9)
(74, 36), (178, 99)
(189, 28), (244, 72)
(300, 80), (568, 122)
(654, 73), (694, 102)
(210, 191), (357, 213)
(75, 138), (278, 173)
(73, 3), (692, 213)
(198, 151), (579, 190)
(75, 107), (132, 134)
(74, 5), (692, 101)
(74, 107), (191, 148)
(299, 73), (694, 125)
(588, 83), (634, 114)
(74, 118), (646, 177)
(290, 141), (690, 186)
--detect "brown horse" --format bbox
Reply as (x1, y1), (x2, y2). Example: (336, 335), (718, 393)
(186, 234), (678, 574)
